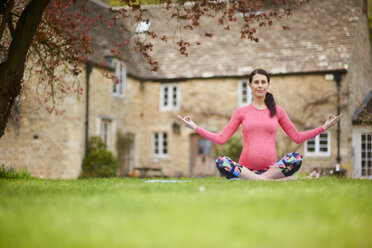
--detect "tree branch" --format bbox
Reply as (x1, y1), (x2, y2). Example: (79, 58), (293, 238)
(5, 0), (50, 72)
(0, 0), (14, 40)
(33, 45), (56, 110)
(0, 0), (50, 138)
(6, 13), (14, 38)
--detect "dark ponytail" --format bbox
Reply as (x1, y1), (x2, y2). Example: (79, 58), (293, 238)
(249, 68), (277, 117)
(265, 92), (276, 117)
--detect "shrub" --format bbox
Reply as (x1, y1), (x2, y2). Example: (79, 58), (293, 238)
(81, 136), (118, 178)
(216, 134), (243, 162)
(0, 165), (32, 179)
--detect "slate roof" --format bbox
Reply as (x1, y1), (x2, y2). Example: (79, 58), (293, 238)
(352, 90), (372, 124)
(87, 0), (365, 80)
(84, 0), (132, 70)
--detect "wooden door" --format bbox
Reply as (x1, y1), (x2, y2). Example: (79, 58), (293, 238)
(117, 133), (134, 176)
(190, 134), (216, 177)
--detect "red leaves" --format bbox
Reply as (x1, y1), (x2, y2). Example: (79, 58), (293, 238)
(116, 39), (129, 47)
(103, 71), (119, 85)
(105, 19), (115, 29)
(13, 114), (23, 123)
(146, 31), (157, 39)
(79, 55), (87, 62)
(160, 35), (167, 42)
(134, 40), (159, 71)
(72, 67), (81, 76)
(109, 47), (122, 56)
(299, 0), (310, 7)
(191, 18), (199, 26)
(176, 40), (190, 56)
(183, 25), (193, 30)
(204, 32), (213, 38)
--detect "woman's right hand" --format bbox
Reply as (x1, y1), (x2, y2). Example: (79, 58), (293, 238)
(177, 115), (197, 131)
(322, 113), (343, 130)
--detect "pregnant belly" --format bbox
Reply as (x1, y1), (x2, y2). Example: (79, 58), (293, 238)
(238, 146), (277, 170)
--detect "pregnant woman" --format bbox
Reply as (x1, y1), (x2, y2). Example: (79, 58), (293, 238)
(177, 69), (342, 180)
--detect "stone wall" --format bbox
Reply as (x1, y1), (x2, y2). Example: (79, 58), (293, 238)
(0, 64), (129, 178)
(0, 72), (86, 178)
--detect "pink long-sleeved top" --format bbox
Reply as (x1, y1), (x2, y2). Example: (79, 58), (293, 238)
(195, 104), (325, 170)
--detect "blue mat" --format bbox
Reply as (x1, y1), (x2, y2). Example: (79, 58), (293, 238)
(145, 180), (190, 183)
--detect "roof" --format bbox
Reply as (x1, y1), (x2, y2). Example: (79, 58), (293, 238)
(87, 0), (365, 80)
(84, 0), (132, 70)
(126, 0), (364, 80)
(352, 90), (372, 124)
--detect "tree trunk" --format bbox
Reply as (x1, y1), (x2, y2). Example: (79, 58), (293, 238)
(0, 0), (50, 138)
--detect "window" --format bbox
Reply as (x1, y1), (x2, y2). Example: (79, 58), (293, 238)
(198, 139), (212, 155)
(238, 10), (263, 18)
(112, 59), (126, 98)
(136, 21), (151, 33)
(305, 132), (331, 157)
(361, 133), (372, 177)
(100, 119), (111, 149)
(239, 80), (253, 106)
(160, 84), (179, 111)
(352, 128), (372, 178)
(152, 132), (168, 157)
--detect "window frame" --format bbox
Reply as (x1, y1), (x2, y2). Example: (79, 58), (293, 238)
(112, 59), (126, 99)
(100, 119), (112, 149)
(152, 132), (168, 158)
(304, 131), (331, 157)
(136, 20), (151, 33)
(360, 132), (372, 177)
(238, 80), (253, 106)
(198, 139), (212, 155)
(160, 83), (180, 111)
(352, 128), (372, 179)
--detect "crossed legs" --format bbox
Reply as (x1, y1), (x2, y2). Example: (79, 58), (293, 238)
(216, 153), (303, 180)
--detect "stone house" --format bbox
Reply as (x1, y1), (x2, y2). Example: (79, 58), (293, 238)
(0, 0), (371, 178)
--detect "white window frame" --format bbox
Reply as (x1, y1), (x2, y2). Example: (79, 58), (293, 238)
(112, 59), (126, 98)
(152, 132), (168, 158)
(304, 132), (331, 157)
(238, 80), (253, 106)
(352, 127), (372, 179)
(136, 20), (151, 33)
(100, 119), (112, 149)
(160, 83), (180, 111)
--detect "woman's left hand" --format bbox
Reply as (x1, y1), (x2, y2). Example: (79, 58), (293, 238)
(322, 114), (343, 130)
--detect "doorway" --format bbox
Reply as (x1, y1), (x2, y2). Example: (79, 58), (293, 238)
(352, 128), (372, 178)
(190, 134), (217, 177)
(117, 133), (135, 176)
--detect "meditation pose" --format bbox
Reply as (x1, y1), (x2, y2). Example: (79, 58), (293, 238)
(177, 69), (342, 180)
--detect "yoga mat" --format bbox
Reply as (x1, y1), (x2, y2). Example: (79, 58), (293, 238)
(145, 180), (190, 183)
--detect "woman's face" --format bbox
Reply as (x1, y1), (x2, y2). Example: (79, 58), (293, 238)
(249, 73), (269, 99)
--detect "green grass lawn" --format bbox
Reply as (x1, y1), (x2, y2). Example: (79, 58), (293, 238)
(0, 177), (371, 248)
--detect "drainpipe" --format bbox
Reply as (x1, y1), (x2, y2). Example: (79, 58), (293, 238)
(85, 63), (92, 157)
(333, 72), (342, 167)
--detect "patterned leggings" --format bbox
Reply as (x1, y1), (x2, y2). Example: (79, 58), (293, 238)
(216, 153), (303, 179)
